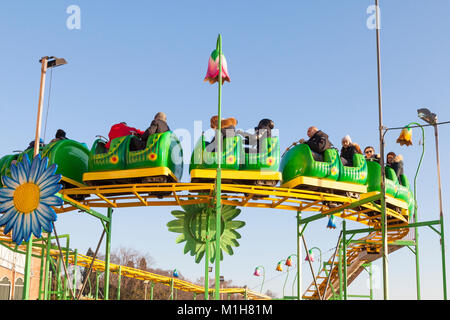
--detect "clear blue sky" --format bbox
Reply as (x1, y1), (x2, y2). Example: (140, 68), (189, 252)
(1, 0), (449, 299)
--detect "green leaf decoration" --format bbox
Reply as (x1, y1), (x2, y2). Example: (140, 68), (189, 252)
(167, 201), (245, 264)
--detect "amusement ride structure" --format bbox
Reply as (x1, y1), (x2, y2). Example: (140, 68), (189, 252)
(0, 9), (448, 300)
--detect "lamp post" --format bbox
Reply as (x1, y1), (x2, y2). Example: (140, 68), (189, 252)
(418, 107), (447, 300)
(305, 247), (323, 275)
(23, 56), (67, 300)
(276, 259), (289, 299)
(373, 0), (389, 300)
(396, 121), (425, 300)
(33, 56), (67, 158)
(285, 254), (298, 298)
(253, 266), (266, 294)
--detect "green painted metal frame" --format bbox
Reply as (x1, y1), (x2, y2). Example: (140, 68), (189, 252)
(214, 33), (223, 300)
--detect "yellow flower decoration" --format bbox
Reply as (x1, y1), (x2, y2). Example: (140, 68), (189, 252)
(226, 155), (235, 164)
(149, 153), (158, 161)
(110, 155), (119, 164)
(266, 156), (275, 166)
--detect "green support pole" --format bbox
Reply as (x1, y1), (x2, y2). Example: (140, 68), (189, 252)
(22, 236), (33, 300)
(150, 282), (154, 300)
(63, 236), (70, 300)
(104, 207), (113, 300)
(440, 215), (447, 300)
(338, 233), (343, 300)
(283, 266), (289, 299)
(56, 257), (62, 299)
(343, 220), (348, 300)
(205, 209), (210, 300)
(44, 232), (51, 300)
(48, 271), (52, 300)
(255, 265), (265, 294)
(95, 272), (100, 300)
(214, 33), (223, 300)
(73, 249), (78, 299)
(297, 211), (302, 300)
(170, 278), (174, 300)
(402, 122), (426, 300)
(117, 266), (122, 300)
(38, 240), (46, 300)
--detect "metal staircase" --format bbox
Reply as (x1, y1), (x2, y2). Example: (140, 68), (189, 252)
(302, 227), (411, 300)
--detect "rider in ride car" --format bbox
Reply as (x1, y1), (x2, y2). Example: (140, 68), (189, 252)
(206, 115), (237, 152)
(386, 151), (404, 180)
(105, 122), (144, 150)
(237, 118), (274, 154)
(50, 129), (68, 143)
(363, 146), (380, 162)
(340, 135), (362, 167)
(299, 126), (333, 161)
(131, 112), (170, 151)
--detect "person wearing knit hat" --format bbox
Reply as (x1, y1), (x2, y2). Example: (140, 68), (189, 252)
(340, 134), (362, 167)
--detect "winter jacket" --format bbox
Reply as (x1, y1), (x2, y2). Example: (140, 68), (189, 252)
(105, 123), (144, 149)
(340, 143), (362, 167)
(141, 119), (170, 142)
(306, 130), (333, 155)
(387, 155), (404, 180)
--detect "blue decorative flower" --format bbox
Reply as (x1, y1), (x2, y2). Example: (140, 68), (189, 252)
(327, 215), (336, 229)
(0, 154), (63, 245)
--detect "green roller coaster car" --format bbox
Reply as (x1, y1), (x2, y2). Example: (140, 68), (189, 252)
(189, 134), (281, 186)
(280, 143), (414, 217)
(366, 160), (415, 215)
(0, 139), (90, 188)
(83, 131), (183, 185)
(241, 137), (280, 172)
(280, 143), (340, 182)
(190, 134), (242, 171)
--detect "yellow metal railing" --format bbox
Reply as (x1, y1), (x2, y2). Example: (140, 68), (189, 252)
(52, 253), (271, 300)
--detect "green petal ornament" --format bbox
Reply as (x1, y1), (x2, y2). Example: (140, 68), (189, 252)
(168, 202), (245, 263)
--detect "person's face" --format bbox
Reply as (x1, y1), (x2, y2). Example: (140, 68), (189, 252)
(307, 127), (316, 138)
(364, 148), (374, 157)
(342, 140), (350, 148)
(387, 155), (394, 163)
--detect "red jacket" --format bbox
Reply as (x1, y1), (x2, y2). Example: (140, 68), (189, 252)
(105, 123), (144, 149)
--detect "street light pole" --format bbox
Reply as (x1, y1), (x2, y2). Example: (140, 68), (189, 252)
(253, 266), (266, 294)
(433, 123), (447, 300)
(23, 56), (67, 300)
(418, 108), (447, 299)
(374, 0), (389, 300)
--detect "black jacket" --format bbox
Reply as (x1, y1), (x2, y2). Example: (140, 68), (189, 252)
(387, 155), (404, 180)
(306, 131), (332, 154)
(340, 145), (358, 166)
